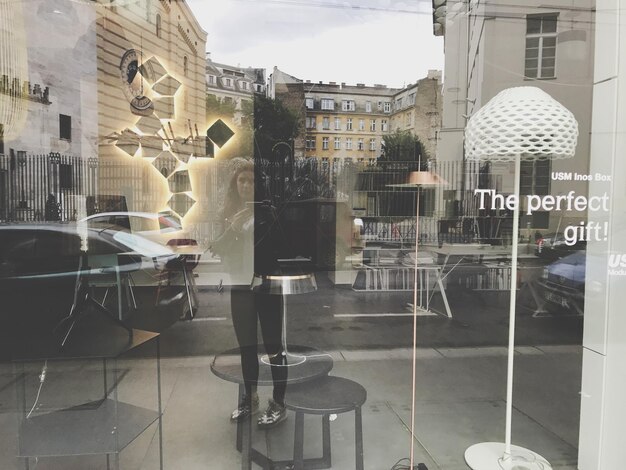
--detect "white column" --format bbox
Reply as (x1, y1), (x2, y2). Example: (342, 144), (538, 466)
(578, 1), (626, 468)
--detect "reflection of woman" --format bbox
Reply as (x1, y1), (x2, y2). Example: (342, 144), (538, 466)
(213, 160), (287, 428)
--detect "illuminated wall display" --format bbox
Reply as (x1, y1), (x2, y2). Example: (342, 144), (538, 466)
(107, 50), (235, 219)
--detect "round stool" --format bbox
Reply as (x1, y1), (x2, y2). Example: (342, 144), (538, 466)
(284, 375), (367, 470)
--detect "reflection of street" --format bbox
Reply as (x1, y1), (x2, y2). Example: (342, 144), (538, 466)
(155, 274), (583, 358)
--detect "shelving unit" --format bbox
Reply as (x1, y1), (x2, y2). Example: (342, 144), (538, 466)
(12, 320), (163, 470)
(352, 161), (426, 292)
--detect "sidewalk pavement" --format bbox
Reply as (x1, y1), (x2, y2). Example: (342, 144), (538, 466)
(0, 344), (581, 469)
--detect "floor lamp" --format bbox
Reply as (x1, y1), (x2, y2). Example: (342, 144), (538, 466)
(463, 87), (578, 470)
(389, 168), (446, 469)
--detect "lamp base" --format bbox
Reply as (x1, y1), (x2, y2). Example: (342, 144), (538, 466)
(260, 352), (307, 367)
(465, 442), (552, 470)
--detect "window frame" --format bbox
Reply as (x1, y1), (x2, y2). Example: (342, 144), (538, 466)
(59, 114), (72, 141)
(524, 13), (559, 79)
(321, 98), (335, 111)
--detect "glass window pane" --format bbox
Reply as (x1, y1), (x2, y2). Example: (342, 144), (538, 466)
(542, 57), (555, 68)
(526, 58), (539, 69)
(542, 46), (556, 58)
(527, 17), (541, 34)
(526, 48), (539, 59)
(526, 37), (540, 48)
(542, 15), (558, 33)
(543, 37), (557, 47)
(541, 66), (555, 78)
(525, 67), (538, 78)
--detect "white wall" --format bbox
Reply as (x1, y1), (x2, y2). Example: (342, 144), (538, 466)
(579, 1), (626, 468)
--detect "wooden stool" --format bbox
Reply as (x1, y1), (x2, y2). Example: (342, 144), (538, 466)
(284, 375), (367, 470)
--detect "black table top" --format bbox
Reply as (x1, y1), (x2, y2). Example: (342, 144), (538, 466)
(211, 345), (333, 386)
(284, 375), (367, 414)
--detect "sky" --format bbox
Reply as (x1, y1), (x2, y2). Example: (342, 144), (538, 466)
(186, 0), (444, 89)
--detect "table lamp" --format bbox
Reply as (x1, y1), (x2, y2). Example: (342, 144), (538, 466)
(463, 87), (578, 469)
(389, 167), (446, 470)
(251, 270), (317, 366)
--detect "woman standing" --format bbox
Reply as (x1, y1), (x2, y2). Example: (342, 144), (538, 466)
(212, 159), (287, 428)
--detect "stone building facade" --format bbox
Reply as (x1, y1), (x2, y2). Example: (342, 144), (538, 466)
(268, 67), (442, 163)
(96, 0), (208, 219)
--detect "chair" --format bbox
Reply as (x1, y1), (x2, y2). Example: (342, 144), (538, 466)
(164, 238), (200, 320)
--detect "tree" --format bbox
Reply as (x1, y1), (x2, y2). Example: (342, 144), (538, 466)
(206, 94), (237, 121)
(252, 94), (300, 162)
(378, 130), (429, 168)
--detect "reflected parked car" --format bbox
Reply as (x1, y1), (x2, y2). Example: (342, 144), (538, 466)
(0, 223), (177, 280)
(536, 250), (586, 314)
(79, 211), (188, 247)
(535, 232), (586, 260)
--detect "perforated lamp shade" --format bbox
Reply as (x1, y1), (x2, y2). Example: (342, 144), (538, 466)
(464, 86), (578, 161)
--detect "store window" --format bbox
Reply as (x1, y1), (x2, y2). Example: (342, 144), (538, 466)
(0, 1), (608, 469)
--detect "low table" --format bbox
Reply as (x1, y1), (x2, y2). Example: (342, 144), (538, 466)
(211, 345), (334, 470)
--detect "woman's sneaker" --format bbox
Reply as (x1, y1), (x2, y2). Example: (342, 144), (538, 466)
(257, 398), (287, 428)
(230, 394), (259, 421)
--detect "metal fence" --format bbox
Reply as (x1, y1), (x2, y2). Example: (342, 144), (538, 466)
(0, 152), (506, 244)
(0, 152), (98, 222)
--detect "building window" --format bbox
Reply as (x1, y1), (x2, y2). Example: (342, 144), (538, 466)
(208, 75), (215, 85)
(0, 123), (4, 155)
(322, 137), (329, 150)
(342, 100), (355, 111)
(358, 119), (365, 131)
(224, 77), (232, 87)
(241, 81), (248, 90)
(346, 118), (353, 131)
(365, 101), (372, 113)
(525, 13), (558, 79)
(322, 117), (330, 130)
(306, 117), (317, 129)
(334, 117), (341, 130)
(370, 138), (376, 151)
(377, 101), (383, 111)
(521, 159), (551, 195)
(406, 112), (412, 126)
(370, 119), (376, 132)
(306, 137), (316, 150)
(321, 98), (334, 110)
(346, 138), (352, 150)
(256, 84), (263, 93)
(183, 56), (188, 77)
(357, 138), (364, 151)
(305, 97), (314, 109)
(334, 137), (340, 150)
(395, 98), (403, 110)
(381, 119), (388, 132)
(59, 114), (71, 141)
(384, 102), (391, 113)
(156, 14), (162, 38)
(408, 93), (415, 105)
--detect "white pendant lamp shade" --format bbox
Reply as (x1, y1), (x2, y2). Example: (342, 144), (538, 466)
(465, 86), (578, 162)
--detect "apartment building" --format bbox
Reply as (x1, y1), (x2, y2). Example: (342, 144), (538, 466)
(268, 67), (442, 163)
(206, 56), (266, 125)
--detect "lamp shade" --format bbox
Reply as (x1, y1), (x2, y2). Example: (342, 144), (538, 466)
(388, 170), (448, 188)
(251, 273), (317, 295)
(465, 86), (578, 162)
